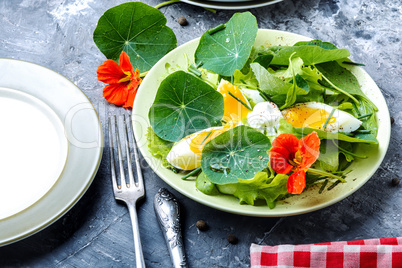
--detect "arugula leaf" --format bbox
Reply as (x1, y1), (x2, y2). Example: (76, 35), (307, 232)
(337, 141), (356, 162)
(194, 12), (258, 76)
(353, 98), (378, 136)
(318, 140), (340, 172)
(93, 2), (177, 72)
(253, 54), (273, 69)
(201, 126), (271, 184)
(251, 62), (291, 99)
(281, 55), (309, 109)
(278, 118), (378, 144)
(316, 61), (376, 107)
(217, 172), (289, 208)
(293, 75), (309, 92)
(251, 61), (313, 108)
(268, 45), (350, 66)
(293, 39), (338, 50)
(149, 71), (224, 142)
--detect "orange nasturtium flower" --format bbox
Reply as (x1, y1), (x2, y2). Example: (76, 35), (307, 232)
(269, 132), (320, 194)
(97, 51), (142, 109)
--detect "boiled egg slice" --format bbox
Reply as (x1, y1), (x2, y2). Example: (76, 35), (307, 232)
(217, 79), (251, 122)
(247, 101), (283, 136)
(281, 102), (362, 133)
(166, 119), (240, 171)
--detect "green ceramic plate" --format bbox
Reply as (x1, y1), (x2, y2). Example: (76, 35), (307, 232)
(132, 29), (390, 217)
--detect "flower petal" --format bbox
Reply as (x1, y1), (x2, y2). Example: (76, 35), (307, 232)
(97, 59), (126, 84)
(270, 133), (300, 173)
(123, 88), (138, 109)
(299, 131), (320, 169)
(103, 83), (129, 106)
(119, 51), (134, 73)
(287, 169), (306, 194)
(272, 133), (301, 157)
(270, 149), (293, 174)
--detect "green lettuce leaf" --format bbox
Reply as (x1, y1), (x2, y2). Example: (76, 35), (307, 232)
(217, 172), (289, 208)
(146, 127), (177, 172)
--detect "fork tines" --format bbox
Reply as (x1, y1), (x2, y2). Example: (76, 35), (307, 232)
(108, 114), (144, 199)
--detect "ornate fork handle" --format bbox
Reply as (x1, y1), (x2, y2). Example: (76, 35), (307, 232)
(154, 188), (187, 268)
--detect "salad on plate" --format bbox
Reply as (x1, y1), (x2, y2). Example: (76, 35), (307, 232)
(146, 12), (380, 209)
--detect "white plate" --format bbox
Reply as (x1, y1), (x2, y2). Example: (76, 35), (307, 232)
(0, 88), (68, 220)
(0, 59), (103, 246)
(180, 0), (284, 10)
(133, 29), (391, 217)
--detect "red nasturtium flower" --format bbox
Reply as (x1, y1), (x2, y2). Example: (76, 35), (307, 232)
(269, 132), (320, 194)
(97, 51), (142, 109)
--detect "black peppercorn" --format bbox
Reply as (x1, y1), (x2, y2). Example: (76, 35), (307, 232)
(391, 178), (400, 186)
(227, 234), (238, 244)
(390, 116), (395, 125)
(196, 220), (208, 231)
(178, 16), (188, 26)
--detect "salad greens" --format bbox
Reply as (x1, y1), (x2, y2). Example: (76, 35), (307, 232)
(194, 12), (258, 76)
(277, 118), (378, 144)
(146, 127), (178, 173)
(265, 44), (350, 66)
(201, 126), (271, 184)
(93, 2), (177, 72)
(147, 12), (379, 208)
(149, 70), (224, 142)
(217, 172), (289, 209)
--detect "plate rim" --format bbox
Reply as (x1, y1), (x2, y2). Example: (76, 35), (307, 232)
(0, 58), (103, 246)
(179, 0), (284, 10)
(133, 29), (391, 217)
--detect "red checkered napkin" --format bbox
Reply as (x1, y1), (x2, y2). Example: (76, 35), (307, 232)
(251, 237), (402, 268)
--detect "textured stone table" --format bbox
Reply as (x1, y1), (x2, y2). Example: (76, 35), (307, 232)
(0, 0), (400, 267)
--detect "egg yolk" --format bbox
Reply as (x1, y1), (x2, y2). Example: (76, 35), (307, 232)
(217, 80), (250, 121)
(189, 118), (240, 155)
(282, 107), (336, 129)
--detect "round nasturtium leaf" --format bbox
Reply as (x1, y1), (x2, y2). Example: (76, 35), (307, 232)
(148, 71), (224, 142)
(194, 12), (258, 77)
(93, 2), (177, 72)
(201, 126), (272, 184)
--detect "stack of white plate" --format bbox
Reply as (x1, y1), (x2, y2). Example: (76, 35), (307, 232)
(0, 59), (103, 246)
(180, 0), (284, 10)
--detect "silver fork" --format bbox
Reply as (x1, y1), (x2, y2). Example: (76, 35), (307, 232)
(108, 114), (146, 268)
